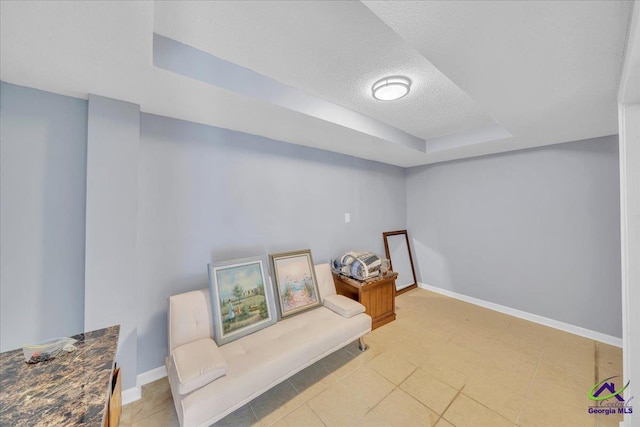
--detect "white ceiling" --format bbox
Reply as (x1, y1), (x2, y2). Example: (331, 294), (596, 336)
(153, 1), (496, 143)
(0, 1), (632, 167)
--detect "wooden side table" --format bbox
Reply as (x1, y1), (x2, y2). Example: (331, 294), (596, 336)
(332, 271), (397, 330)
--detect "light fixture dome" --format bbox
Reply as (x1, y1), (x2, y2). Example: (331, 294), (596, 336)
(372, 76), (411, 101)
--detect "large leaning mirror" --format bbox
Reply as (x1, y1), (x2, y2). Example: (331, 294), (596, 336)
(383, 230), (417, 295)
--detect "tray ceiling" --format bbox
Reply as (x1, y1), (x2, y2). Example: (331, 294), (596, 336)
(0, 1), (632, 166)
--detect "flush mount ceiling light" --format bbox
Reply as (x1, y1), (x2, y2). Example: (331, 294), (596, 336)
(372, 76), (411, 101)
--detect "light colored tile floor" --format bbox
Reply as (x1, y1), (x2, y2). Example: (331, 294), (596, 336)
(121, 288), (623, 427)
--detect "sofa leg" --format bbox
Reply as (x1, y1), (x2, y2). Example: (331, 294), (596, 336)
(358, 337), (369, 352)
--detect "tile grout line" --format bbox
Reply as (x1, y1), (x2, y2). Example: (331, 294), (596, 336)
(304, 402), (327, 427)
(514, 353), (543, 425)
(397, 378), (448, 422)
(247, 401), (260, 425)
(287, 378), (299, 394)
(340, 364), (392, 414)
(457, 387), (520, 425)
(128, 381), (172, 424)
(435, 384), (465, 426)
(254, 379), (306, 427)
(137, 289), (614, 426)
(389, 376), (446, 425)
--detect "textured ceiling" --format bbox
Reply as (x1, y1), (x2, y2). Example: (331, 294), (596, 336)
(154, 1), (496, 142)
(0, 1), (632, 167)
(364, 0), (632, 152)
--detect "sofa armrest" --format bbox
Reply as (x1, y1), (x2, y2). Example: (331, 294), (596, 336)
(171, 338), (228, 395)
(323, 294), (366, 318)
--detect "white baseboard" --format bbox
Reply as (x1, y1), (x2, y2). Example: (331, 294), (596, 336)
(122, 387), (142, 405)
(137, 365), (168, 387)
(417, 283), (623, 348)
(122, 365), (168, 405)
(121, 283), (622, 404)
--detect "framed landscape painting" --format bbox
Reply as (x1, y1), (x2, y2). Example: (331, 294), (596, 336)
(269, 250), (321, 319)
(208, 256), (277, 345)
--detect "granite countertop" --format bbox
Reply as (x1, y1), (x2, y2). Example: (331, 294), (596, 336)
(332, 270), (398, 287)
(0, 325), (120, 427)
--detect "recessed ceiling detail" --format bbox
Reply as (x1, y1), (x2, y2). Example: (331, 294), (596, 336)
(153, 0), (501, 145)
(153, 34), (426, 153)
(0, 1), (631, 166)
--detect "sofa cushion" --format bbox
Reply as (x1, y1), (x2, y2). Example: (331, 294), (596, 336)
(168, 289), (213, 353)
(323, 294), (366, 318)
(315, 263), (337, 299)
(172, 338), (228, 395)
(176, 307), (371, 427)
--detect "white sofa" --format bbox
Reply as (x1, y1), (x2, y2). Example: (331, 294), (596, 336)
(166, 263), (372, 427)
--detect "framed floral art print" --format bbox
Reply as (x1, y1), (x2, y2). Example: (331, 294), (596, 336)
(269, 249), (321, 319)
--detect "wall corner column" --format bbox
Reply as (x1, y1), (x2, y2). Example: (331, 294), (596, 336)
(85, 94), (140, 391)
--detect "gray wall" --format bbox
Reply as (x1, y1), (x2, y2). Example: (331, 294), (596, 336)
(85, 95), (140, 390)
(0, 82), (87, 351)
(0, 80), (622, 380)
(0, 82), (406, 374)
(406, 135), (622, 337)
(136, 113), (407, 371)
